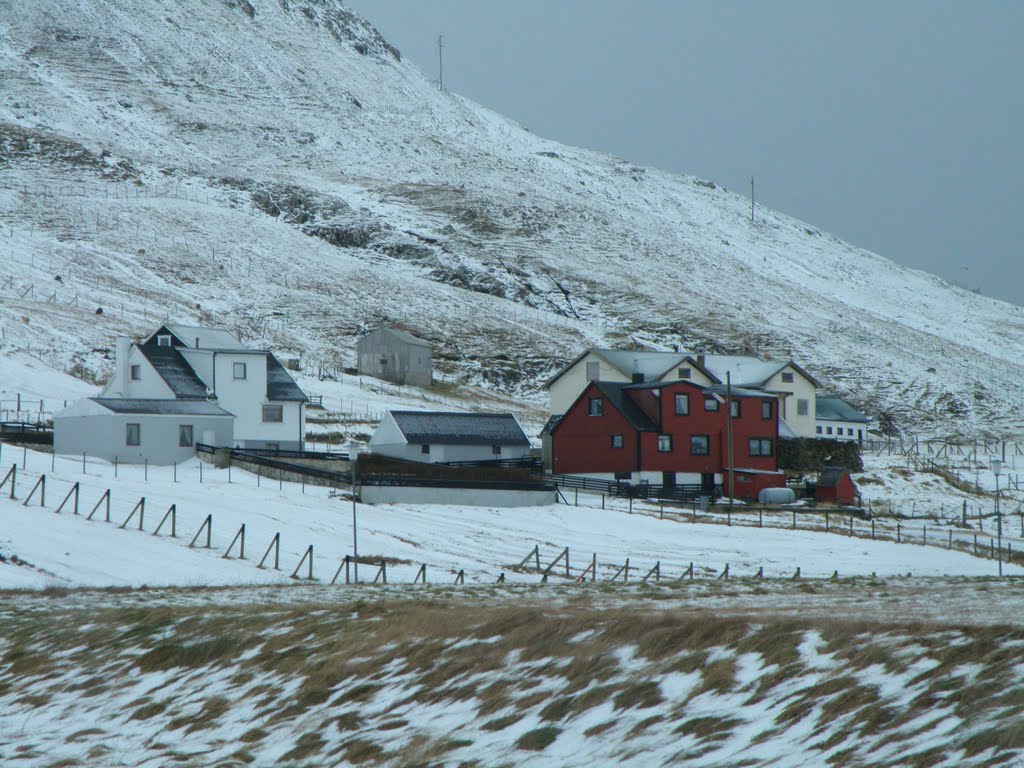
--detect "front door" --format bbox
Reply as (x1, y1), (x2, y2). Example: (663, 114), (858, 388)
(701, 473), (715, 493)
(662, 471), (676, 490)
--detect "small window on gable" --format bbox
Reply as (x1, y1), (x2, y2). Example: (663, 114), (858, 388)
(421, 443), (430, 454)
(781, 372), (795, 383)
(611, 434), (624, 449)
(233, 362), (247, 380)
(674, 393), (689, 416)
(730, 400), (741, 418)
(678, 367), (691, 379)
(586, 361), (600, 381)
(130, 364), (141, 381)
(157, 335), (172, 347)
(704, 397), (719, 412)
(126, 423), (140, 446)
(762, 401), (772, 419)
(588, 397), (604, 416)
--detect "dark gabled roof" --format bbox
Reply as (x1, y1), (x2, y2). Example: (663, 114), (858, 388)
(819, 467), (851, 487)
(91, 398), (232, 416)
(136, 345), (210, 398)
(816, 395), (869, 423)
(591, 382), (658, 432)
(266, 356), (308, 402)
(390, 411), (530, 446)
(540, 414), (563, 437)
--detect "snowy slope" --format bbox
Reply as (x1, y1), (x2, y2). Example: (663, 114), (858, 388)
(1, 0), (1022, 437)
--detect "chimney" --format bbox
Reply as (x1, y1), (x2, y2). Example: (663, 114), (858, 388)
(631, 358), (645, 384)
(116, 336), (130, 395)
(697, 354), (705, 368)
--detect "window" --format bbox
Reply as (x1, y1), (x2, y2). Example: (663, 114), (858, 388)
(130, 364), (141, 381)
(492, 445), (502, 455)
(611, 434), (624, 449)
(421, 444), (430, 454)
(678, 367), (691, 379)
(588, 397), (604, 416)
(691, 435), (710, 456)
(826, 426), (833, 435)
(178, 424), (194, 447)
(614, 471), (632, 480)
(674, 393), (690, 416)
(233, 362), (247, 380)
(847, 428), (854, 436)
(126, 423), (140, 446)
(749, 438), (773, 456)
(816, 426), (823, 434)
(262, 404), (283, 422)
(657, 434), (673, 452)
(157, 335), (172, 347)
(781, 372), (794, 383)
(729, 400), (741, 418)
(704, 397), (719, 412)
(762, 401), (772, 419)
(586, 361), (600, 381)
(379, 356), (388, 366)
(797, 398), (809, 416)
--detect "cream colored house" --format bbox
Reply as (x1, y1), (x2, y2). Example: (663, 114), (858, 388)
(699, 355), (820, 438)
(545, 349), (717, 415)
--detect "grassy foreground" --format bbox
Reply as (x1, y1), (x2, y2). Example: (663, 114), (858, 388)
(2, 580), (1024, 767)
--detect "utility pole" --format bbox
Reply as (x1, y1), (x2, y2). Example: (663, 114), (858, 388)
(726, 372), (735, 513)
(437, 34), (444, 91)
(750, 176), (755, 223)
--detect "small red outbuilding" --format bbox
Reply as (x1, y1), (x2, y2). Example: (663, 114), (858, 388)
(815, 467), (857, 505)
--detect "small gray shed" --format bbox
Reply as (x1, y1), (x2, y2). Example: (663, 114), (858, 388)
(357, 328), (432, 387)
(54, 398), (234, 465)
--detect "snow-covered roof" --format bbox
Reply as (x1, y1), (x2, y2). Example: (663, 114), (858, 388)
(700, 355), (821, 389)
(158, 324), (247, 350)
(389, 411), (530, 446)
(544, 348), (718, 389)
(90, 399), (232, 416)
(816, 395), (870, 423)
(371, 328), (430, 348)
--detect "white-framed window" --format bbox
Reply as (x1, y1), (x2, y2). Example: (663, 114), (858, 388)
(585, 361), (600, 381)
(233, 362), (247, 380)
(126, 423), (140, 446)
(762, 401), (772, 419)
(657, 434), (673, 452)
(749, 438), (773, 457)
(704, 397), (719, 412)
(262, 404), (283, 423)
(588, 397), (604, 416)
(781, 372), (795, 383)
(730, 400), (741, 418)
(797, 398), (809, 416)
(691, 435), (710, 456)
(130, 364), (141, 381)
(157, 335), (172, 347)
(178, 424), (193, 447)
(674, 393), (689, 416)
(678, 367), (691, 379)
(611, 434), (624, 449)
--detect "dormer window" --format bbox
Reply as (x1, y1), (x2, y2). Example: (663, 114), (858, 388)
(781, 372), (794, 383)
(157, 335), (172, 347)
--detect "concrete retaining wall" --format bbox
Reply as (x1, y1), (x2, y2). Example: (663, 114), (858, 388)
(360, 485), (556, 508)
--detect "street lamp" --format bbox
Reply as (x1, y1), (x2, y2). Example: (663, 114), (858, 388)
(991, 458), (1003, 576)
(349, 441), (360, 583)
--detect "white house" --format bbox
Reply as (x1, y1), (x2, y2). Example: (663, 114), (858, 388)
(545, 349), (718, 415)
(55, 323), (307, 464)
(816, 395), (870, 444)
(369, 411), (532, 464)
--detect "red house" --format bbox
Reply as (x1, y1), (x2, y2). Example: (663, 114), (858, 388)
(549, 379), (785, 499)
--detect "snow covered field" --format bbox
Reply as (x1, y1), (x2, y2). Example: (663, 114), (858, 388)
(1, 446), (1018, 590)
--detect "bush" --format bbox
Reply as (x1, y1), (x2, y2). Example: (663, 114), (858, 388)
(778, 437), (862, 472)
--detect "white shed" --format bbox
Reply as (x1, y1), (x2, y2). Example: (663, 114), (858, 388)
(369, 411), (532, 464)
(54, 398), (234, 465)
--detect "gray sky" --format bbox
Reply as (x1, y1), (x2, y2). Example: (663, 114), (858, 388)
(347, 1), (1024, 307)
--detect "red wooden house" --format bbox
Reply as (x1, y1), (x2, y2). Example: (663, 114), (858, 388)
(815, 467), (858, 505)
(548, 379), (785, 499)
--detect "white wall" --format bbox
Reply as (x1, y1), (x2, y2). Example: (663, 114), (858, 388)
(55, 412), (233, 464)
(816, 420), (865, 442)
(360, 485), (556, 507)
(548, 352), (630, 415)
(99, 346), (175, 399)
(764, 365), (817, 438)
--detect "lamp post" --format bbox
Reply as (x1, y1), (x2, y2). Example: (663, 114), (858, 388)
(992, 458), (1003, 576)
(349, 441), (360, 583)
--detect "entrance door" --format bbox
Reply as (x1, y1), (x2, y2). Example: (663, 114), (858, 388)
(700, 473), (715, 493)
(662, 472), (676, 490)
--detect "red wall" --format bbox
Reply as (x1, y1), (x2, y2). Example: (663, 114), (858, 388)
(817, 474), (856, 505)
(551, 383), (638, 475)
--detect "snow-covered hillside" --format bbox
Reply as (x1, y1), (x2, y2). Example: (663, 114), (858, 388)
(1, 0), (1022, 437)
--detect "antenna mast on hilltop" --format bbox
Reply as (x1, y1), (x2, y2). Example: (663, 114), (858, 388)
(437, 34), (444, 91)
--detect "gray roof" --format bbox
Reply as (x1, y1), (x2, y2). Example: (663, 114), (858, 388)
(266, 356), (308, 402)
(159, 323), (246, 350)
(371, 327), (430, 347)
(390, 411), (530, 446)
(705, 384), (779, 400)
(816, 395), (870, 423)
(91, 398), (232, 416)
(137, 345), (210, 398)
(819, 466), (851, 487)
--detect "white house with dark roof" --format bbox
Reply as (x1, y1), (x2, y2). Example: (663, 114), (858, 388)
(55, 324), (307, 463)
(369, 411), (532, 464)
(816, 395), (870, 444)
